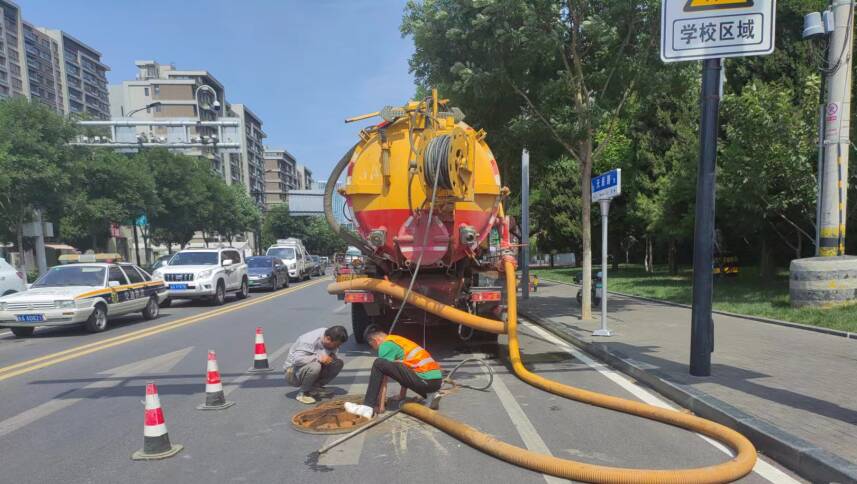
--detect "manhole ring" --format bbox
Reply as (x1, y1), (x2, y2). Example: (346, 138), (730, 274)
(291, 394), (372, 435)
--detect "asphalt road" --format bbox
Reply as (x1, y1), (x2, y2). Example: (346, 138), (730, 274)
(0, 275), (803, 483)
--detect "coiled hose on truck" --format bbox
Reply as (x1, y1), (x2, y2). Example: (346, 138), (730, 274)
(327, 259), (757, 483)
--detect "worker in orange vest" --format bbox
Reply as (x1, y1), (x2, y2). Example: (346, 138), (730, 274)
(345, 325), (443, 419)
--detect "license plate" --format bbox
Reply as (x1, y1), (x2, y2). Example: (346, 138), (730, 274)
(169, 284), (188, 290)
(16, 314), (44, 322)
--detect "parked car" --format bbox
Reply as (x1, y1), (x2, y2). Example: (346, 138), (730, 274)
(246, 256), (289, 291)
(308, 255), (322, 277)
(0, 262), (167, 338)
(266, 238), (310, 281)
(319, 256), (330, 273)
(152, 248), (248, 306)
(148, 254), (173, 273)
(0, 258), (27, 296)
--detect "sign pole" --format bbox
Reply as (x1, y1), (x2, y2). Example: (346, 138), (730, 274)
(690, 57), (721, 377)
(521, 148), (530, 300)
(593, 198), (613, 336)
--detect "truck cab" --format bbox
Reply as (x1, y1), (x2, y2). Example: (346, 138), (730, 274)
(266, 238), (310, 281)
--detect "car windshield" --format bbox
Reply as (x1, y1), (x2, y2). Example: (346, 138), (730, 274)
(247, 257), (273, 268)
(33, 266), (106, 288)
(267, 247), (296, 260)
(169, 252), (218, 266)
(311, 256), (319, 262)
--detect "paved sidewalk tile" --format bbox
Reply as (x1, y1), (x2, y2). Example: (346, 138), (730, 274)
(519, 281), (857, 465)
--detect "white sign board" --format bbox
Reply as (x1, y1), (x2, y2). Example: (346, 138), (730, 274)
(661, 0), (776, 63)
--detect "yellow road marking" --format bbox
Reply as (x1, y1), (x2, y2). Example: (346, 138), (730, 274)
(0, 278), (329, 383)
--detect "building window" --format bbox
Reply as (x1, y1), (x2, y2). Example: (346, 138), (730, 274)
(153, 85), (160, 95)
(144, 87), (149, 96)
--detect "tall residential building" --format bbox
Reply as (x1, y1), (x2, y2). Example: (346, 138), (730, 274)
(0, 1), (110, 118)
(109, 61), (237, 181)
(263, 147), (298, 207)
(0, 0), (26, 99)
(38, 28), (110, 119)
(230, 103), (266, 202)
(296, 163), (313, 190)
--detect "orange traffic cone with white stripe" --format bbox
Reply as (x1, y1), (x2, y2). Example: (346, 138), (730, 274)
(248, 327), (273, 372)
(197, 350), (234, 410)
(131, 382), (183, 460)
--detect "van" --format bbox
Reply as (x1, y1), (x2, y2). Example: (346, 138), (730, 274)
(266, 238), (310, 281)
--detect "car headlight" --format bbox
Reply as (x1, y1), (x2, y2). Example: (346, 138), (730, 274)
(198, 269), (213, 279)
(55, 300), (76, 309)
(151, 271), (164, 281)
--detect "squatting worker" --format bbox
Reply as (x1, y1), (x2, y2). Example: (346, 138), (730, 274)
(284, 325), (348, 404)
(344, 325), (442, 419)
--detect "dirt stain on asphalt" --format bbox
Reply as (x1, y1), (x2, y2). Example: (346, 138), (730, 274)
(304, 451), (334, 472)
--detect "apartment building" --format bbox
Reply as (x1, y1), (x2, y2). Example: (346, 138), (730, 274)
(295, 163), (314, 190)
(21, 22), (62, 112)
(263, 147), (298, 207)
(231, 103), (266, 203)
(38, 28), (110, 119)
(108, 61), (240, 182)
(0, 1), (27, 99)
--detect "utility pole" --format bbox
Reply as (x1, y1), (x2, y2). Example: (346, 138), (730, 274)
(819, 0), (855, 256)
(690, 58), (721, 377)
(521, 148), (530, 300)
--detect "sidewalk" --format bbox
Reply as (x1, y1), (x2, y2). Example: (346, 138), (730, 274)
(519, 280), (857, 483)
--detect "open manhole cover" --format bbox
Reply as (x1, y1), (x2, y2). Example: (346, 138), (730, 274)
(291, 395), (372, 435)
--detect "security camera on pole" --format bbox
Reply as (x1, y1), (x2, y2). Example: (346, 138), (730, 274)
(591, 169), (621, 337)
(661, 0), (776, 376)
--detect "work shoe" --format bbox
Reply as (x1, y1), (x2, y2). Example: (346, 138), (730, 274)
(425, 391), (443, 410)
(296, 392), (317, 405)
(344, 402), (374, 419)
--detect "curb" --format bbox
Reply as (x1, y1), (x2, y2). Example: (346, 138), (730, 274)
(519, 307), (857, 484)
(538, 278), (857, 340)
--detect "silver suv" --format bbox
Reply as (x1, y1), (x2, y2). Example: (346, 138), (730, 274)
(152, 248), (249, 306)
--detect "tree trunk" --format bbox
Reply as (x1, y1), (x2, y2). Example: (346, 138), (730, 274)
(668, 239), (678, 275)
(644, 235), (653, 273)
(760, 237), (774, 280)
(795, 226), (802, 260)
(580, 137), (593, 320)
(549, 253), (554, 268)
(15, 218), (24, 273)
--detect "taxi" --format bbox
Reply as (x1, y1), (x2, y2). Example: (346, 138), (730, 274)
(0, 262), (167, 338)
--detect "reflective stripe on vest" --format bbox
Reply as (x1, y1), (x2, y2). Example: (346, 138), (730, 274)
(385, 335), (440, 373)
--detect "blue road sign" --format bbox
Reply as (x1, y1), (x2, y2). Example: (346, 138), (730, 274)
(591, 169), (622, 202)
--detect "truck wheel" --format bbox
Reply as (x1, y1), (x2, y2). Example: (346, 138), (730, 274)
(85, 304), (108, 333)
(211, 281), (226, 306)
(142, 296), (160, 320)
(160, 298), (172, 308)
(236, 278), (249, 300)
(10, 327), (34, 338)
(351, 304), (371, 344)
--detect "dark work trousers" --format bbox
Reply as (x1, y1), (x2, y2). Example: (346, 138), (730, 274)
(363, 358), (442, 408)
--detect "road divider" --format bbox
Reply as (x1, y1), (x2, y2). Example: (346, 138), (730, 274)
(0, 278), (328, 383)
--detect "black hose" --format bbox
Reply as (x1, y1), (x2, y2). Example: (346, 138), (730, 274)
(423, 135), (453, 190)
(324, 145), (374, 255)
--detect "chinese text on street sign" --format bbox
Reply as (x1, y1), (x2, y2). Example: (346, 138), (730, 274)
(661, 0), (775, 62)
(592, 169), (622, 202)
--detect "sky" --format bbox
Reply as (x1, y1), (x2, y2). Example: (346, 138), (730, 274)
(22, 0), (417, 179)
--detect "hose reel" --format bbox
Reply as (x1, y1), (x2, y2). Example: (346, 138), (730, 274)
(421, 129), (475, 200)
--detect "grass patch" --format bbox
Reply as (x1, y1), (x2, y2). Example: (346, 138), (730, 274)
(532, 265), (857, 333)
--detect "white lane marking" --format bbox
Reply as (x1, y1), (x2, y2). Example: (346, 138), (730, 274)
(318, 355), (373, 466)
(522, 321), (800, 484)
(0, 347), (194, 438)
(333, 304), (349, 314)
(222, 341), (291, 397)
(491, 362), (567, 484)
(0, 331), (11, 337)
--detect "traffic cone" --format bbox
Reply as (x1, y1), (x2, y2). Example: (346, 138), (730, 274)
(248, 327), (273, 372)
(197, 350), (235, 410)
(131, 382), (183, 460)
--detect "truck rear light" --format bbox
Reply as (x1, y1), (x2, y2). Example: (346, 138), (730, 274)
(339, 267), (352, 274)
(471, 291), (501, 302)
(344, 291), (374, 303)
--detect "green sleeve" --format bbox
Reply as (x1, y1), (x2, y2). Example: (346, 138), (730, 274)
(378, 341), (404, 362)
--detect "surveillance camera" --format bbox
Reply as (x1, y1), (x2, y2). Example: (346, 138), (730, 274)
(213, 100), (221, 111)
(803, 12), (825, 39)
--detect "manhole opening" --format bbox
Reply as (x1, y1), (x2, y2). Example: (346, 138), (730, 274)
(291, 395), (372, 435)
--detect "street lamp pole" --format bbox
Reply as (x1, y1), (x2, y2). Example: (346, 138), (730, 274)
(126, 102), (162, 118)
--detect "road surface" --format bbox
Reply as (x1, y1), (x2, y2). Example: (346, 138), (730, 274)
(0, 276), (803, 483)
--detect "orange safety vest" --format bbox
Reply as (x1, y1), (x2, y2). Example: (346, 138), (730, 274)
(385, 335), (441, 374)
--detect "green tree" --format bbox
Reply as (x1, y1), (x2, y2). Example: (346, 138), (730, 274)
(261, 204), (303, 249)
(0, 97), (77, 265)
(60, 149), (159, 251)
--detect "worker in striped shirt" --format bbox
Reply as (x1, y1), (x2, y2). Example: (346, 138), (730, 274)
(345, 325), (442, 419)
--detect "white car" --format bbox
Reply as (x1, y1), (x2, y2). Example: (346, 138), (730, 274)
(0, 258), (27, 296)
(266, 238), (310, 281)
(0, 263), (167, 338)
(153, 248), (249, 306)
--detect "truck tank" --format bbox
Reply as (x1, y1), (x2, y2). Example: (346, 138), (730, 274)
(324, 92), (511, 341)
